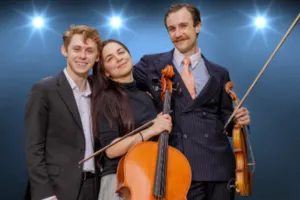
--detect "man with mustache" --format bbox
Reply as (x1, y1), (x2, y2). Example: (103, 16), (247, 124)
(134, 3), (250, 200)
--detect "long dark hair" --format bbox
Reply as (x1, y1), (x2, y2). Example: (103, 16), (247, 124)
(91, 39), (134, 138)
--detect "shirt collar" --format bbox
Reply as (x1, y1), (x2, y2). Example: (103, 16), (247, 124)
(173, 47), (202, 69)
(63, 68), (91, 97)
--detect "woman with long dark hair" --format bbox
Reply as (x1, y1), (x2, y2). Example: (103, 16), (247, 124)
(92, 39), (172, 200)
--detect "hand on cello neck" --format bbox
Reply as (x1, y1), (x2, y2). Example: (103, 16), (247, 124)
(105, 113), (172, 159)
(146, 112), (172, 136)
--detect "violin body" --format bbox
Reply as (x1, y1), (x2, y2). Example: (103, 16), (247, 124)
(232, 124), (252, 196)
(116, 141), (192, 200)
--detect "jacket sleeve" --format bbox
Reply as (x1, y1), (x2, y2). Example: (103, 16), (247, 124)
(220, 70), (234, 136)
(25, 82), (55, 200)
(133, 55), (151, 91)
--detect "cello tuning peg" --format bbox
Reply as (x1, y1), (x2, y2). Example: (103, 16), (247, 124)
(152, 77), (161, 84)
(172, 82), (180, 87)
(173, 83), (182, 95)
(152, 86), (161, 92)
(173, 87), (182, 95)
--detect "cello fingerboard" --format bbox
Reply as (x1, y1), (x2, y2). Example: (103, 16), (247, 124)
(153, 91), (171, 197)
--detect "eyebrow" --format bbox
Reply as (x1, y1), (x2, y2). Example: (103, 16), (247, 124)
(104, 47), (123, 60)
(72, 45), (95, 50)
(168, 22), (189, 28)
(180, 22), (189, 25)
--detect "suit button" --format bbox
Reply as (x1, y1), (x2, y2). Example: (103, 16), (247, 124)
(80, 148), (84, 153)
(202, 112), (207, 116)
(211, 98), (215, 103)
(205, 133), (209, 138)
(183, 134), (188, 138)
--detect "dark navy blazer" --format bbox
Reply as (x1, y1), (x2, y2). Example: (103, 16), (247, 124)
(133, 49), (235, 182)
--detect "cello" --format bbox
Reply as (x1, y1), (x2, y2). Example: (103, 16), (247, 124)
(222, 13), (300, 196)
(115, 65), (192, 200)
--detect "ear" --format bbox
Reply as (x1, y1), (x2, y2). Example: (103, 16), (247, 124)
(61, 45), (68, 57)
(104, 71), (110, 77)
(195, 22), (201, 34)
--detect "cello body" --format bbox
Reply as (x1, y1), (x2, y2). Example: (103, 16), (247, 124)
(116, 141), (192, 200)
(115, 65), (192, 200)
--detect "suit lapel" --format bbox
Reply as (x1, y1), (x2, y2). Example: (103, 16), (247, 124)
(56, 72), (83, 130)
(190, 56), (221, 108)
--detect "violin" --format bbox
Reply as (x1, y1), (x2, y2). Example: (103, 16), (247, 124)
(222, 13), (300, 196)
(225, 82), (255, 196)
(115, 65), (192, 200)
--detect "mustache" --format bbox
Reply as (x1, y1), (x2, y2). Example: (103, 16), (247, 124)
(173, 36), (190, 43)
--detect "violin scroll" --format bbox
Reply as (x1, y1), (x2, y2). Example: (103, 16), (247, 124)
(224, 82), (238, 104)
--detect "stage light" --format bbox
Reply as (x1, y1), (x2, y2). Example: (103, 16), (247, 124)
(110, 17), (121, 28)
(32, 17), (44, 28)
(255, 17), (266, 28)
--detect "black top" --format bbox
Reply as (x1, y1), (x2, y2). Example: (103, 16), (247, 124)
(97, 80), (157, 177)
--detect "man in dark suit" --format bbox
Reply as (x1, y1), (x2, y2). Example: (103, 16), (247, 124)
(133, 3), (250, 200)
(25, 25), (101, 200)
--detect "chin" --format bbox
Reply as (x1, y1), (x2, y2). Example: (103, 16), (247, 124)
(175, 43), (187, 51)
(176, 47), (188, 53)
(73, 66), (91, 76)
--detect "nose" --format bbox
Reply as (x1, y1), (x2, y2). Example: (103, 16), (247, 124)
(79, 50), (87, 59)
(116, 55), (123, 62)
(175, 28), (182, 38)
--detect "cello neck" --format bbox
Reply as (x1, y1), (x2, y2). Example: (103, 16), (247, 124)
(153, 88), (172, 197)
(162, 91), (172, 114)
